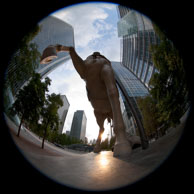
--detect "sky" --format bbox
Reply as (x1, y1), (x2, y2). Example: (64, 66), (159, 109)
(46, 2), (121, 142)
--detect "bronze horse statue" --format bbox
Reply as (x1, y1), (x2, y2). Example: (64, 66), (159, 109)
(41, 45), (132, 157)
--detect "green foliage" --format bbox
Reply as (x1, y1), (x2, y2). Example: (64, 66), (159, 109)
(42, 93), (63, 129)
(25, 73), (51, 124)
(99, 136), (116, 151)
(9, 73), (51, 136)
(30, 123), (44, 137)
(47, 131), (83, 146)
(137, 96), (162, 138)
(100, 138), (109, 150)
(109, 135), (116, 149)
(39, 93), (63, 148)
(149, 25), (189, 128)
(20, 25), (41, 46)
(5, 25), (41, 93)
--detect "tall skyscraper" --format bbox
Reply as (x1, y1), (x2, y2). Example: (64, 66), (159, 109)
(117, 5), (160, 89)
(111, 5), (160, 148)
(57, 95), (70, 134)
(70, 110), (87, 142)
(33, 15), (75, 78)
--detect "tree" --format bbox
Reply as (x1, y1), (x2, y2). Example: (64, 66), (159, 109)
(100, 138), (109, 150)
(149, 25), (189, 128)
(9, 73), (51, 137)
(40, 93), (63, 149)
(9, 87), (31, 137)
(5, 25), (41, 94)
(47, 130), (59, 143)
(137, 96), (162, 138)
(109, 135), (116, 150)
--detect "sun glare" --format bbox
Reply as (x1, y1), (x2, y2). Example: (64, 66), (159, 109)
(101, 131), (107, 141)
(99, 151), (109, 167)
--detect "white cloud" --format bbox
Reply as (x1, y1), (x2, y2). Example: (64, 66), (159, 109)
(100, 32), (121, 61)
(98, 3), (118, 10)
(94, 20), (113, 32)
(53, 3), (116, 48)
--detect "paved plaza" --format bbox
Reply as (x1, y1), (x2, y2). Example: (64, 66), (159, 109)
(5, 112), (188, 191)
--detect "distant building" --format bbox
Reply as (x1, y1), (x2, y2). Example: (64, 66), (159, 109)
(70, 110), (87, 142)
(57, 95), (70, 134)
(92, 139), (96, 145)
(84, 137), (88, 144)
(89, 140), (93, 145)
(66, 130), (70, 136)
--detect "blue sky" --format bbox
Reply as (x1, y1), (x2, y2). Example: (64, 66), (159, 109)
(47, 2), (120, 142)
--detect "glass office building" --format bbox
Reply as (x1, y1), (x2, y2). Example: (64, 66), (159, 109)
(111, 61), (149, 138)
(114, 5), (161, 148)
(33, 15), (75, 78)
(57, 95), (70, 134)
(70, 110), (87, 142)
(112, 62), (148, 97)
(117, 5), (160, 89)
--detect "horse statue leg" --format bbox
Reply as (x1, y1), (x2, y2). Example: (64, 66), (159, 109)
(93, 110), (106, 153)
(101, 65), (132, 157)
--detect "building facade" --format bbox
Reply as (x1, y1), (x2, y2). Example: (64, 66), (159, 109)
(70, 110), (87, 142)
(66, 131), (70, 136)
(111, 61), (149, 138)
(113, 5), (161, 148)
(57, 95), (70, 134)
(117, 5), (160, 89)
(33, 15), (75, 78)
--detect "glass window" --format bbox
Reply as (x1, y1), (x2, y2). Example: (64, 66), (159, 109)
(117, 10), (138, 37)
(128, 38), (132, 69)
(143, 16), (153, 30)
(137, 60), (143, 78)
(145, 64), (153, 84)
(141, 61), (148, 82)
(136, 13), (144, 31)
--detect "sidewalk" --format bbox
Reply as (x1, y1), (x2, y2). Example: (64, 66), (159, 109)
(6, 113), (187, 191)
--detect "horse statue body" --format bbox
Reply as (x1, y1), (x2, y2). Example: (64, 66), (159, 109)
(41, 45), (132, 157)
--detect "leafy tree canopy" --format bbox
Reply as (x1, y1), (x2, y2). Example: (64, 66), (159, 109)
(137, 96), (162, 137)
(149, 25), (189, 127)
(5, 25), (41, 93)
(9, 73), (51, 136)
(39, 93), (63, 148)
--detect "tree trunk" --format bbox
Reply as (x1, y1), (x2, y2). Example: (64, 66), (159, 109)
(17, 115), (24, 137)
(41, 129), (46, 149)
(41, 122), (49, 149)
(41, 136), (45, 149)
